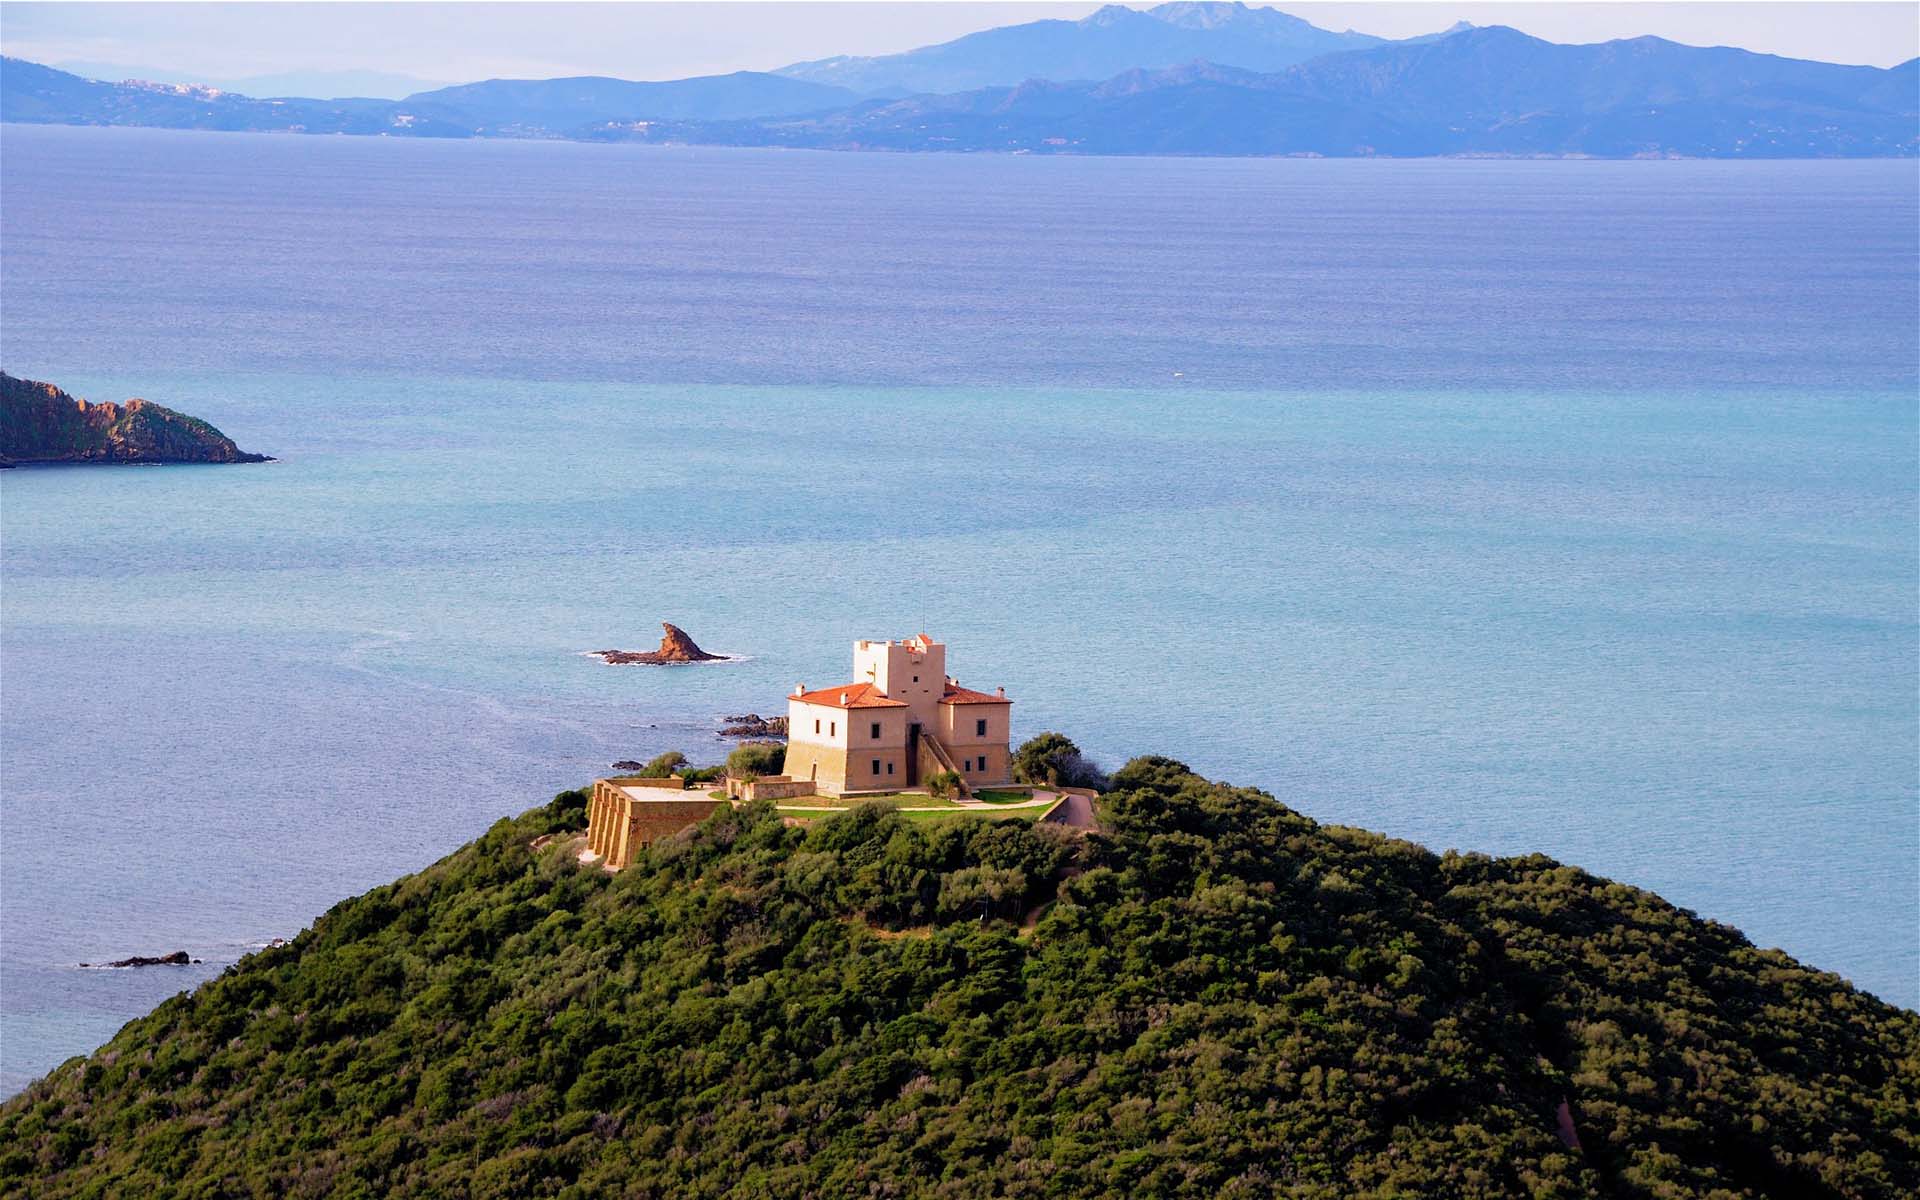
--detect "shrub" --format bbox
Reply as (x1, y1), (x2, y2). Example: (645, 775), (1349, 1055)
(1011, 732), (1109, 790)
(726, 741), (785, 779)
(636, 751), (688, 778)
(926, 770), (964, 800)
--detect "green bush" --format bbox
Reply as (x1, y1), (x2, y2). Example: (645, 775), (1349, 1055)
(726, 740), (785, 779)
(1011, 731), (1108, 789)
(636, 751), (687, 778)
(926, 769), (964, 800)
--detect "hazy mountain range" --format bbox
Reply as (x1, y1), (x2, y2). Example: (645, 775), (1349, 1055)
(3, 2), (1914, 157)
(775, 1), (1422, 94)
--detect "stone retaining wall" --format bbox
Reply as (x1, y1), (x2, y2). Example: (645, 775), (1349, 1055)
(588, 778), (726, 868)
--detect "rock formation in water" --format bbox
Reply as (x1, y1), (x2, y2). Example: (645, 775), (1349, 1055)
(80, 951), (197, 968)
(591, 623), (726, 665)
(719, 713), (788, 739)
(0, 372), (271, 466)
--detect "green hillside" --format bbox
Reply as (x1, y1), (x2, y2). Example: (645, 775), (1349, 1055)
(4, 757), (1915, 1197)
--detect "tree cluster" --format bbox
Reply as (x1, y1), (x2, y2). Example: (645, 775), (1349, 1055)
(5, 758), (1914, 1198)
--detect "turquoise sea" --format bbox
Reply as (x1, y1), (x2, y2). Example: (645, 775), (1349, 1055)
(2, 126), (1915, 1094)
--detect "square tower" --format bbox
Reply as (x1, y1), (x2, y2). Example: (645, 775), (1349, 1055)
(853, 634), (945, 726)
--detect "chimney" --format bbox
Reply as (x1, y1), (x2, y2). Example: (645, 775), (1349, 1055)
(793, 683), (805, 697)
(839, 691), (849, 705)
(996, 686), (1005, 697)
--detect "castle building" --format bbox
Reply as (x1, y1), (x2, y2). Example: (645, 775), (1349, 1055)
(780, 634), (1011, 795)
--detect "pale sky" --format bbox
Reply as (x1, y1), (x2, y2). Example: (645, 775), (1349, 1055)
(3, 1), (1915, 92)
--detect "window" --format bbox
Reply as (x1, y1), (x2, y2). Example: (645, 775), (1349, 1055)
(870, 722), (880, 739)
(830, 721), (836, 737)
(912, 675), (919, 683)
(886, 762), (895, 775)
(872, 759), (881, 775)
(976, 718), (988, 737)
(964, 758), (973, 771)
(814, 719), (820, 735)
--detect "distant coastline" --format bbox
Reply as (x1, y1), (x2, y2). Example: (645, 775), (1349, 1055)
(3, 18), (1914, 159)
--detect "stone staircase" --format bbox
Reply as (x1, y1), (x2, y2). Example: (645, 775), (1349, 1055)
(917, 733), (971, 798)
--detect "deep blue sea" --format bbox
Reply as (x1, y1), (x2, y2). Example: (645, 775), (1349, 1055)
(2, 125), (1915, 1095)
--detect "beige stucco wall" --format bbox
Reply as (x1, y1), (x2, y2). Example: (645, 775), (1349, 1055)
(937, 702), (1012, 787)
(734, 776), (818, 802)
(854, 706), (910, 748)
(787, 698), (856, 747)
(854, 638), (945, 726)
(939, 702), (1010, 748)
(780, 740), (849, 794)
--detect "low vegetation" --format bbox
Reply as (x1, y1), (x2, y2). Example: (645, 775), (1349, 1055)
(725, 741), (785, 780)
(4, 756), (1914, 1198)
(632, 751), (687, 779)
(1011, 731), (1108, 790)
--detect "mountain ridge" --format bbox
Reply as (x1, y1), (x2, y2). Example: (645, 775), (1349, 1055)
(3, 17), (1914, 157)
(671, 26), (1918, 157)
(773, 1), (1394, 94)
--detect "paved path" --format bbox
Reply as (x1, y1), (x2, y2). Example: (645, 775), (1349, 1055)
(1041, 791), (1098, 829)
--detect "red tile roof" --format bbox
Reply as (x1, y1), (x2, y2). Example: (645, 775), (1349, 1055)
(941, 683), (1011, 705)
(792, 682), (909, 709)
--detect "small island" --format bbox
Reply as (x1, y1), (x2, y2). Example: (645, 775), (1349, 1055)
(1, 371), (271, 467)
(591, 622), (729, 665)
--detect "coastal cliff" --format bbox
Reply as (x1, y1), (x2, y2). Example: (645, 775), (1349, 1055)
(1, 372), (270, 466)
(3, 758), (1914, 1197)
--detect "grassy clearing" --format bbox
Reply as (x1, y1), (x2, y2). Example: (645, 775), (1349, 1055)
(774, 805), (1040, 826)
(973, 789), (1034, 805)
(893, 808), (1041, 825)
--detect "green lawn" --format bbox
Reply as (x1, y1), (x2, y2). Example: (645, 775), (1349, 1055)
(895, 808), (1042, 825)
(973, 789), (1034, 805)
(775, 804), (1041, 826)
(842, 792), (979, 810)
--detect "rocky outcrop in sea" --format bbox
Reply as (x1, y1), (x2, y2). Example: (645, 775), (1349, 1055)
(719, 713), (787, 739)
(80, 951), (199, 968)
(1, 372), (271, 466)
(591, 623), (728, 665)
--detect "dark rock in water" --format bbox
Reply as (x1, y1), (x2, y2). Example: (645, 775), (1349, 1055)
(83, 950), (197, 968)
(611, 759), (647, 771)
(2, 371), (271, 465)
(592, 622), (727, 665)
(719, 713), (788, 739)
